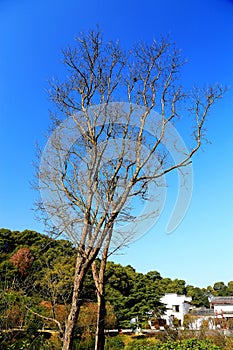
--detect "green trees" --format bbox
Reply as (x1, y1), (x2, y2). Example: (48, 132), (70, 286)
(0, 229), (215, 324)
(186, 286), (210, 308)
(2, 228), (233, 349)
(213, 282), (228, 296)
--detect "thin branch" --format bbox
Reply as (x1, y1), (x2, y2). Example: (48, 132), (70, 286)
(25, 305), (63, 336)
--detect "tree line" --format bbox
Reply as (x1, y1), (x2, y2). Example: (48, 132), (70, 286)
(0, 228), (232, 348)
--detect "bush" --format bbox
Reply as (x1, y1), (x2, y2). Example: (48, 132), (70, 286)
(157, 338), (221, 349)
(105, 335), (125, 349)
(123, 338), (221, 350)
(72, 335), (95, 350)
(3, 335), (61, 350)
(155, 329), (178, 342)
(206, 332), (226, 348)
(124, 338), (155, 350)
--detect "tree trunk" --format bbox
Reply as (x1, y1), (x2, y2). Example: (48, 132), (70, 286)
(92, 234), (111, 350)
(95, 293), (106, 350)
(62, 254), (92, 350)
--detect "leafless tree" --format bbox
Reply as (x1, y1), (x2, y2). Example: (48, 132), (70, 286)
(35, 29), (224, 350)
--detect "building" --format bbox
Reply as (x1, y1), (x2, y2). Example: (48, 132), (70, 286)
(187, 297), (233, 330)
(210, 296), (233, 320)
(160, 293), (192, 326)
(158, 294), (233, 330)
(187, 308), (215, 330)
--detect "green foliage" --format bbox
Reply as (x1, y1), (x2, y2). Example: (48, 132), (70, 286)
(1, 228), (233, 349)
(1, 228), (213, 332)
(72, 335), (95, 350)
(0, 333), (61, 350)
(213, 282), (228, 296)
(104, 335), (125, 349)
(105, 264), (167, 325)
(124, 338), (156, 350)
(157, 339), (221, 349)
(186, 286), (209, 308)
(124, 338), (221, 350)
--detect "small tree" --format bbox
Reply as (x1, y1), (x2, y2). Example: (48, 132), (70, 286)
(10, 248), (34, 277)
(36, 29), (224, 350)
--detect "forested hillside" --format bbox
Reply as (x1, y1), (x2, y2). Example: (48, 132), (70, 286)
(1, 228), (232, 348)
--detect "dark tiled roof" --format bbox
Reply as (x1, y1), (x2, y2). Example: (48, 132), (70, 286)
(211, 297), (233, 305)
(190, 308), (215, 316)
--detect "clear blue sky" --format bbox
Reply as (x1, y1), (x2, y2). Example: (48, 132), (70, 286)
(1, 0), (233, 288)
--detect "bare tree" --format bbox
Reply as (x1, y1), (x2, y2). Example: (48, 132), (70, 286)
(35, 29), (224, 350)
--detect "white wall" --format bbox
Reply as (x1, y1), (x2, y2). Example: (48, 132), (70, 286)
(214, 305), (233, 313)
(160, 293), (192, 326)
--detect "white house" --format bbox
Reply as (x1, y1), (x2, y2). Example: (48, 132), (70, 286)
(210, 296), (233, 319)
(160, 293), (192, 326)
(186, 297), (233, 330)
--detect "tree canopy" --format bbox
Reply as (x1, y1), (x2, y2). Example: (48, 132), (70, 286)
(1, 228), (231, 327)
(1, 228), (233, 348)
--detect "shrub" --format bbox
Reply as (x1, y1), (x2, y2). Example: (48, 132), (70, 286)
(123, 338), (221, 350)
(156, 338), (221, 349)
(155, 329), (178, 342)
(105, 335), (125, 349)
(124, 338), (155, 350)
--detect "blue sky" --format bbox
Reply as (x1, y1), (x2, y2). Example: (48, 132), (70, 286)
(1, 0), (233, 288)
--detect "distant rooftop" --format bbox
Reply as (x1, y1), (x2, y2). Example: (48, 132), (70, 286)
(211, 296), (233, 305)
(190, 308), (215, 316)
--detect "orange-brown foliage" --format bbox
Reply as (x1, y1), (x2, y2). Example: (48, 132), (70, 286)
(10, 248), (34, 276)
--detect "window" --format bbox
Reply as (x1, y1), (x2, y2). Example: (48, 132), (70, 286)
(173, 305), (180, 312)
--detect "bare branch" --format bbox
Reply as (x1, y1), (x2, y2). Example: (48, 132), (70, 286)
(25, 305), (63, 336)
